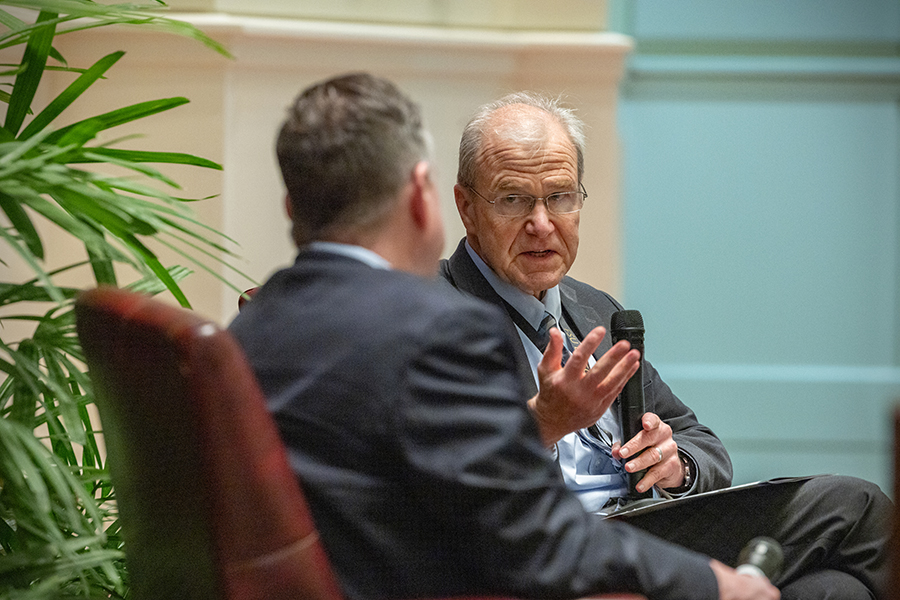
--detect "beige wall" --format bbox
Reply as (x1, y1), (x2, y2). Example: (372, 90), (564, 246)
(164, 0), (608, 30)
(39, 10), (630, 325)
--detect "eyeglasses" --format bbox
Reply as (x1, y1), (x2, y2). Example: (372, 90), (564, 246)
(466, 184), (587, 217)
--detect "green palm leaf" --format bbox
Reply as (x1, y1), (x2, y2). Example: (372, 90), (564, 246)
(20, 51), (124, 140)
(0, 7), (27, 32)
(45, 97), (191, 146)
(0, 190), (42, 258)
(0, 2), (251, 596)
(5, 11), (55, 135)
(0, 1), (231, 59)
(77, 147), (223, 171)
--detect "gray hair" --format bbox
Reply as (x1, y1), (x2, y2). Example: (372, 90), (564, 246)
(277, 73), (433, 245)
(457, 91), (586, 187)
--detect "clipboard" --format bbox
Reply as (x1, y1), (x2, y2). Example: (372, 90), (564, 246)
(597, 475), (822, 519)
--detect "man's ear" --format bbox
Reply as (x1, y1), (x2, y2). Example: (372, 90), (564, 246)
(284, 194), (293, 220)
(454, 183), (476, 231)
(408, 161), (434, 229)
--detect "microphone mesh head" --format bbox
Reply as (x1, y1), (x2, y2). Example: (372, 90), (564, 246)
(610, 309), (644, 333)
(737, 537), (783, 581)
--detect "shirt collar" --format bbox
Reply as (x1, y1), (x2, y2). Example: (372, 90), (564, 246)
(464, 239), (561, 329)
(307, 241), (392, 270)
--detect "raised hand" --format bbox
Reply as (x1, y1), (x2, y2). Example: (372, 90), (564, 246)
(528, 326), (640, 446)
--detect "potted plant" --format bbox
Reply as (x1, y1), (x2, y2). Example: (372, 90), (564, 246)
(0, 1), (247, 597)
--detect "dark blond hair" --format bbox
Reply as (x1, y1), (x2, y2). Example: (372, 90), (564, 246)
(277, 73), (432, 245)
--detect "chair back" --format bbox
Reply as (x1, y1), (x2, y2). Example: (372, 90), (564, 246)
(238, 286), (259, 311)
(75, 287), (344, 600)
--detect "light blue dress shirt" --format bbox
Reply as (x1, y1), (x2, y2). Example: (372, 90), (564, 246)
(308, 241), (393, 270)
(464, 242), (629, 512)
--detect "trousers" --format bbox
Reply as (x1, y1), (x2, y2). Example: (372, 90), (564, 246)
(618, 475), (890, 600)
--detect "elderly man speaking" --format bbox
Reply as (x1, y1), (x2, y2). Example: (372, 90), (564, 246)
(439, 92), (889, 600)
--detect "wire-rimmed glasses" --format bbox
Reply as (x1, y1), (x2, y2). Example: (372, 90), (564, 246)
(466, 184), (587, 217)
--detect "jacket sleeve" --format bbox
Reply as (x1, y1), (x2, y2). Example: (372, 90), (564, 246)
(395, 300), (720, 600)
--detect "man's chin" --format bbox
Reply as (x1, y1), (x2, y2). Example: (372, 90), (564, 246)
(513, 274), (565, 299)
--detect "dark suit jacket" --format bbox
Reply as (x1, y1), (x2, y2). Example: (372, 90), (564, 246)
(229, 248), (717, 600)
(439, 238), (732, 495)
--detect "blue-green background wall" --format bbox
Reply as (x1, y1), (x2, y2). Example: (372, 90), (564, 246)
(609, 0), (900, 494)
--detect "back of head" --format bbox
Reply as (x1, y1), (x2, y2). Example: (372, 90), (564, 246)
(457, 91), (586, 188)
(276, 73), (432, 246)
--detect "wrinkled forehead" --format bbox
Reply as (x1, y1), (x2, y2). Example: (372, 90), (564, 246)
(475, 105), (578, 185)
(483, 104), (562, 148)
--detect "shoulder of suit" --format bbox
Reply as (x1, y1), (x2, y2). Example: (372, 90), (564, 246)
(437, 257), (453, 284)
(560, 276), (623, 311)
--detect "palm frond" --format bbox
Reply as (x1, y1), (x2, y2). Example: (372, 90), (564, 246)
(0, 1), (231, 59)
(0, 1), (251, 596)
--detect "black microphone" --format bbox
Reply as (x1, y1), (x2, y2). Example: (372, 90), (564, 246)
(736, 537), (784, 581)
(610, 309), (652, 500)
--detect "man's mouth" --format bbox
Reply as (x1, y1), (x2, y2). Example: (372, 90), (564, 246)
(524, 250), (553, 257)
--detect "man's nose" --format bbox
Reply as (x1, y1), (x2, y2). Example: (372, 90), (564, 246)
(524, 201), (554, 235)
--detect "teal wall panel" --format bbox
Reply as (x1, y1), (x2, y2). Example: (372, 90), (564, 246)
(620, 99), (899, 365)
(610, 0), (900, 494)
(662, 375), (897, 486)
(628, 0), (900, 42)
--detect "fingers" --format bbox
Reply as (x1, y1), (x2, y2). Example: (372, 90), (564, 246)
(536, 327), (566, 374)
(618, 413), (664, 460)
(642, 411), (662, 431)
(538, 327), (690, 493)
(629, 447), (681, 493)
(538, 325), (640, 400)
(710, 560), (780, 600)
(563, 325), (607, 373)
(617, 414), (682, 493)
(578, 330), (640, 394)
(533, 326), (641, 442)
(573, 327), (633, 374)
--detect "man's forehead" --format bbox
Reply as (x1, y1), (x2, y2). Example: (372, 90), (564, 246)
(479, 107), (574, 158)
(476, 132), (578, 184)
(486, 103), (558, 141)
(492, 171), (577, 191)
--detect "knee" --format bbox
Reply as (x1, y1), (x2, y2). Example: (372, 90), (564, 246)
(829, 475), (890, 506)
(780, 569), (875, 600)
(812, 475), (891, 526)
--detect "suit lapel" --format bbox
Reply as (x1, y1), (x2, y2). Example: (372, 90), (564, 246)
(558, 281), (611, 361)
(441, 239), (505, 304)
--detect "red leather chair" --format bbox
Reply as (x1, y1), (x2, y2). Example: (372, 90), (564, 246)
(77, 286), (341, 600)
(76, 287), (644, 600)
(237, 286), (259, 311)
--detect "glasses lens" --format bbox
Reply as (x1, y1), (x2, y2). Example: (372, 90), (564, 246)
(495, 195), (532, 216)
(484, 190), (586, 216)
(547, 192), (584, 214)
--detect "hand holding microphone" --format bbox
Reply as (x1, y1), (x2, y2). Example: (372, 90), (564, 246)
(610, 310), (653, 499)
(710, 537), (783, 600)
(736, 537), (783, 582)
